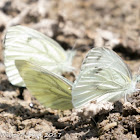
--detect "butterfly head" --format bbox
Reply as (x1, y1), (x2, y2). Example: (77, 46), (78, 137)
(60, 50), (76, 73)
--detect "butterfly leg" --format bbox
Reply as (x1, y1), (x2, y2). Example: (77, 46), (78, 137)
(124, 92), (127, 103)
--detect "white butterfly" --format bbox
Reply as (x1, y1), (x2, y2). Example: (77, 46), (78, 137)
(72, 47), (139, 108)
(3, 25), (75, 87)
(15, 47), (139, 110)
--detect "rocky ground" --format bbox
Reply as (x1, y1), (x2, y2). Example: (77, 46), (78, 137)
(0, 0), (140, 139)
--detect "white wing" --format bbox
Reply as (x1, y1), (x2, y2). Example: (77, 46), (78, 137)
(3, 25), (75, 86)
(72, 47), (133, 108)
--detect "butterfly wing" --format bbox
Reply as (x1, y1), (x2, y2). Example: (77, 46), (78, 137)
(72, 47), (133, 108)
(15, 60), (73, 110)
(3, 25), (74, 87)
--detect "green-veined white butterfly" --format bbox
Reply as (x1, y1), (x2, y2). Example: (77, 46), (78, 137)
(15, 47), (139, 110)
(3, 25), (75, 87)
(72, 47), (139, 108)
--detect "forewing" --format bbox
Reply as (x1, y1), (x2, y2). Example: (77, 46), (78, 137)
(15, 60), (73, 110)
(3, 25), (67, 86)
(82, 47), (132, 78)
(72, 47), (132, 108)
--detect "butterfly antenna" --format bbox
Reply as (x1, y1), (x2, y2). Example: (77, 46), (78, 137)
(72, 71), (77, 78)
(72, 40), (77, 51)
(67, 40), (77, 59)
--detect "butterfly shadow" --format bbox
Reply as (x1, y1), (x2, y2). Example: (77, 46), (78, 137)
(0, 102), (70, 131)
(0, 101), (103, 139)
(58, 101), (125, 139)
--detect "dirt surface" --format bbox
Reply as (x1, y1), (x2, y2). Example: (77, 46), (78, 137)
(0, 0), (140, 139)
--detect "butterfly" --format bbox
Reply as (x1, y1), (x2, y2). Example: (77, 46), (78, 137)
(72, 47), (139, 108)
(3, 25), (75, 87)
(15, 47), (139, 110)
